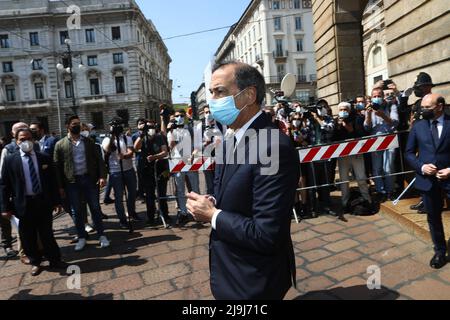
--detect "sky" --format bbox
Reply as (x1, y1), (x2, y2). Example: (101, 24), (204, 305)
(136, 0), (251, 104)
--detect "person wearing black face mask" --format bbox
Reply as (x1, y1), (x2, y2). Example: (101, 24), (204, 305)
(406, 94), (450, 270)
(54, 115), (110, 252)
(30, 121), (58, 157)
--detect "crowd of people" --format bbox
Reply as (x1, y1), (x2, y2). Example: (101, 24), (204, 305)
(0, 71), (449, 276)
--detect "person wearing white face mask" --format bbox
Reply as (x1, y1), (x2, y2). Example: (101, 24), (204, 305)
(335, 102), (373, 214)
(1, 128), (65, 276)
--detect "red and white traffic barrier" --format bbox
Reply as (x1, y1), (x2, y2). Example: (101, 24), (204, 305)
(299, 134), (399, 163)
(169, 157), (215, 173)
(168, 134), (399, 172)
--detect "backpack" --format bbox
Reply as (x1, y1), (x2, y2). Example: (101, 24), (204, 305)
(348, 189), (374, 216)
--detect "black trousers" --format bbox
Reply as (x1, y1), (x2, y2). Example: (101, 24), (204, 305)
(143, 170), (169, 221)
(422, 183), (450, 255)
(0, 215), (13, 250)
(19, 197), (61, 266)
(306, 161), (332, 211)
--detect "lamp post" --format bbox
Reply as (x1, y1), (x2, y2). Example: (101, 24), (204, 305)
(57, 38), (78, 115)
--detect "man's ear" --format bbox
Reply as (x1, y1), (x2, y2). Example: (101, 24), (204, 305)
(246, 87), (257, 105)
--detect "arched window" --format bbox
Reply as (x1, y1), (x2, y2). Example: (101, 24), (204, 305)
(372, 46), (382, 68)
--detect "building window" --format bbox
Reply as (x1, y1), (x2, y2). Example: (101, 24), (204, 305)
(35, 83), (45, 100)
(32, 59), (43, 70)
(86, 29), (95, 43)
(277, 64), (285, 82)
(87, 55), (98, 66)
(116, 109), (129, 127)
(113, 53), (124, 64)
(372, 46), (382, 68)
(295, 89), (310, 103)
(60, 31), (69, 45)
(115, 76), (125, 94)
(297, 63), (306, 82)
(2, 61), (13, 73)
(275, 39), (284, 56)
(0, 34), (10, 48)
(5, 85), (16, 102)
(62, 57), (70, 68)
(274, 17), (282, 31)
(302, 0), (312, 9)
(64, 81), (73, 98)
(296, 38), (303, 52)
(30, 32), (39, 46)
(112, 26), (121, 40)
(295, 17), (302, 30)
(92, 112), (104, 130)
(294, 0), (301, 9)
(273, 0), (281, 9)
(90, 78), (100, 95)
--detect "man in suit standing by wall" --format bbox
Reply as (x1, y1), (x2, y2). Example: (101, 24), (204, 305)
(0, 129), (64, 276)
(406, 94), (450, 269)
(186, 62), (299, 300)
(30, 121), (59, 157)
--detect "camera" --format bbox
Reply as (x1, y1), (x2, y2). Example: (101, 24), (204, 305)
(108, 117), (125, 136)
(383, 79), (393, 91)
(371, 103), (381, 111)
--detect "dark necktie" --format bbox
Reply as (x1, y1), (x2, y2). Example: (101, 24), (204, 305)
(431, 120), (440, 147)
(25, 154), (41, 194)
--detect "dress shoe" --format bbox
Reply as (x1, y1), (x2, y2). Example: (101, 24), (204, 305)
(430, 253), (447, 269)
(20, 255), (31, 265)
(410, 201), (424, 211)
(31, 265), (43, 277)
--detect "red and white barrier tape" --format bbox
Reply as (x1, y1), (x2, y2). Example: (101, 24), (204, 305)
(169, 157), (215, 173)
(169, 134), (399, 172)
(299, 134), (399, 163)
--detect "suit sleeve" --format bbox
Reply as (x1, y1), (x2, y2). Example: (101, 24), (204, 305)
(53, 142), (64, 190)
(95, 142), (107, 180)
(215, 142), (298, 255)
(405, 124), (424, 175)
(0, 158), (13, 213)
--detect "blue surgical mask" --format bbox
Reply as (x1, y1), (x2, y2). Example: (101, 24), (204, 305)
(356, 103), (365, 111)
(208, 89), (249, 126)
(339, 111), (349, 119)
(372, 97), (383, 105)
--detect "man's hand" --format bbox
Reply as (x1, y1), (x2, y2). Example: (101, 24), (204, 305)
(186, 192), (216, 223)
(437, 168), (450, 181)
(374, 80), (384, 90)
(147, 155), (156, 163)
(98, 178), (106, 188)
(1, 212), (13, 220)
(422, 164), (438, 176)
(387, 82), (398, 93)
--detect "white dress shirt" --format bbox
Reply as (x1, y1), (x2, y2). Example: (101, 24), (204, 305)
(421, 115), (446, 175)
(211, 111), (263, 230)
(20, 150), (42, 196)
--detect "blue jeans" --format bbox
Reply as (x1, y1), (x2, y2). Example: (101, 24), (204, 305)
(66, 175), (105, 238)
(110, 169), (137, 223)
(104, 177), (113, 201)
(174, 172), (199, 215)
(371, 149), (396, 194)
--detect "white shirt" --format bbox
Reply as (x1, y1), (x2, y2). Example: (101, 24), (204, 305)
(102, 135), (134, 173)
(211, 111), (263, 230)
(20, 150), (42, 196)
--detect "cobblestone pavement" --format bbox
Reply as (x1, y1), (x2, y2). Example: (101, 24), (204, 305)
(1, 198), (450, 300)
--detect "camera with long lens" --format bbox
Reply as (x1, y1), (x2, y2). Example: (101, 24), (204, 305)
(108, 117), (125, 136)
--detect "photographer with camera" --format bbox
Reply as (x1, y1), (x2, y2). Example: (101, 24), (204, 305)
(335, 102), (373, 214)
(168, 110), (201, 225)
(134, 120), (170, 226)
(364, 87), (399, 202)
(102, 117), (140, 230)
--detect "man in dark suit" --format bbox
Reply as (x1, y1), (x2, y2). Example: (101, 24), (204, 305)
(406, 94), (450, 269)
(187, 62), (299, 300)
(30, 121), (59, 157)
(0, 128), (64, 276)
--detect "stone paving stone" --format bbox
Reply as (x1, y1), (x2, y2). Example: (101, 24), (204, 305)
(297, 275), (335, 294)
(141, 262), (191, 285)
(311, 223), (346, 235)
(0, 273), (23, 291)
(186, 256), (210, 271)
(379, 224), (403, 236)
(386, 233), (417, 245)
(324, 239), (360, 253)
(295, 268), (312, 281)
(380, 258), (433, 288)
(327, 276), (395, 300)
(354, 231), (385, 243)
(324, 258), (376, 282)
(356, 240), (396, 255)
(397, 278), (450, 300)
(437, 268), (450, 284)
(153, 246), (209, 267)
(301, 249), (332, 262)
(172, 270), (211, 290)
(91, 273), (144, 295)
(168, 235), (210, 251)
(370, 247), (411, 265)
(296, 238), (328, 251)
(343, 224), (377, 236)
(306, 250), (362, 273)
(123, 281), (175, 300)
(322, 232), (348, 242)
(291, 229), (321, 242)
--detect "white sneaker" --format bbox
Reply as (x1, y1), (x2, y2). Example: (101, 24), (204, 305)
(85, 224), (94, 233)
(99, 236), (110, 248)
(75, 238), (87, 251)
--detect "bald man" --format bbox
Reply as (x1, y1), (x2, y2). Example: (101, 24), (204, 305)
(406, 94), (450, 269)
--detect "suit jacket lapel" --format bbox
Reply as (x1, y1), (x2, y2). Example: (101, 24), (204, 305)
(14, 153), (26, 186)
(436, 116), (450, 151)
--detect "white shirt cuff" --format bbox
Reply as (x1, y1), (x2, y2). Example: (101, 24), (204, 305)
(421, 165), (426, 175)
(211, 209), (222, 230)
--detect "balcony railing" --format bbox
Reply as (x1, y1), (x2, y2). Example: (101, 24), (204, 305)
(298, 75), (307, 83)
(273, 50), (289, 59)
